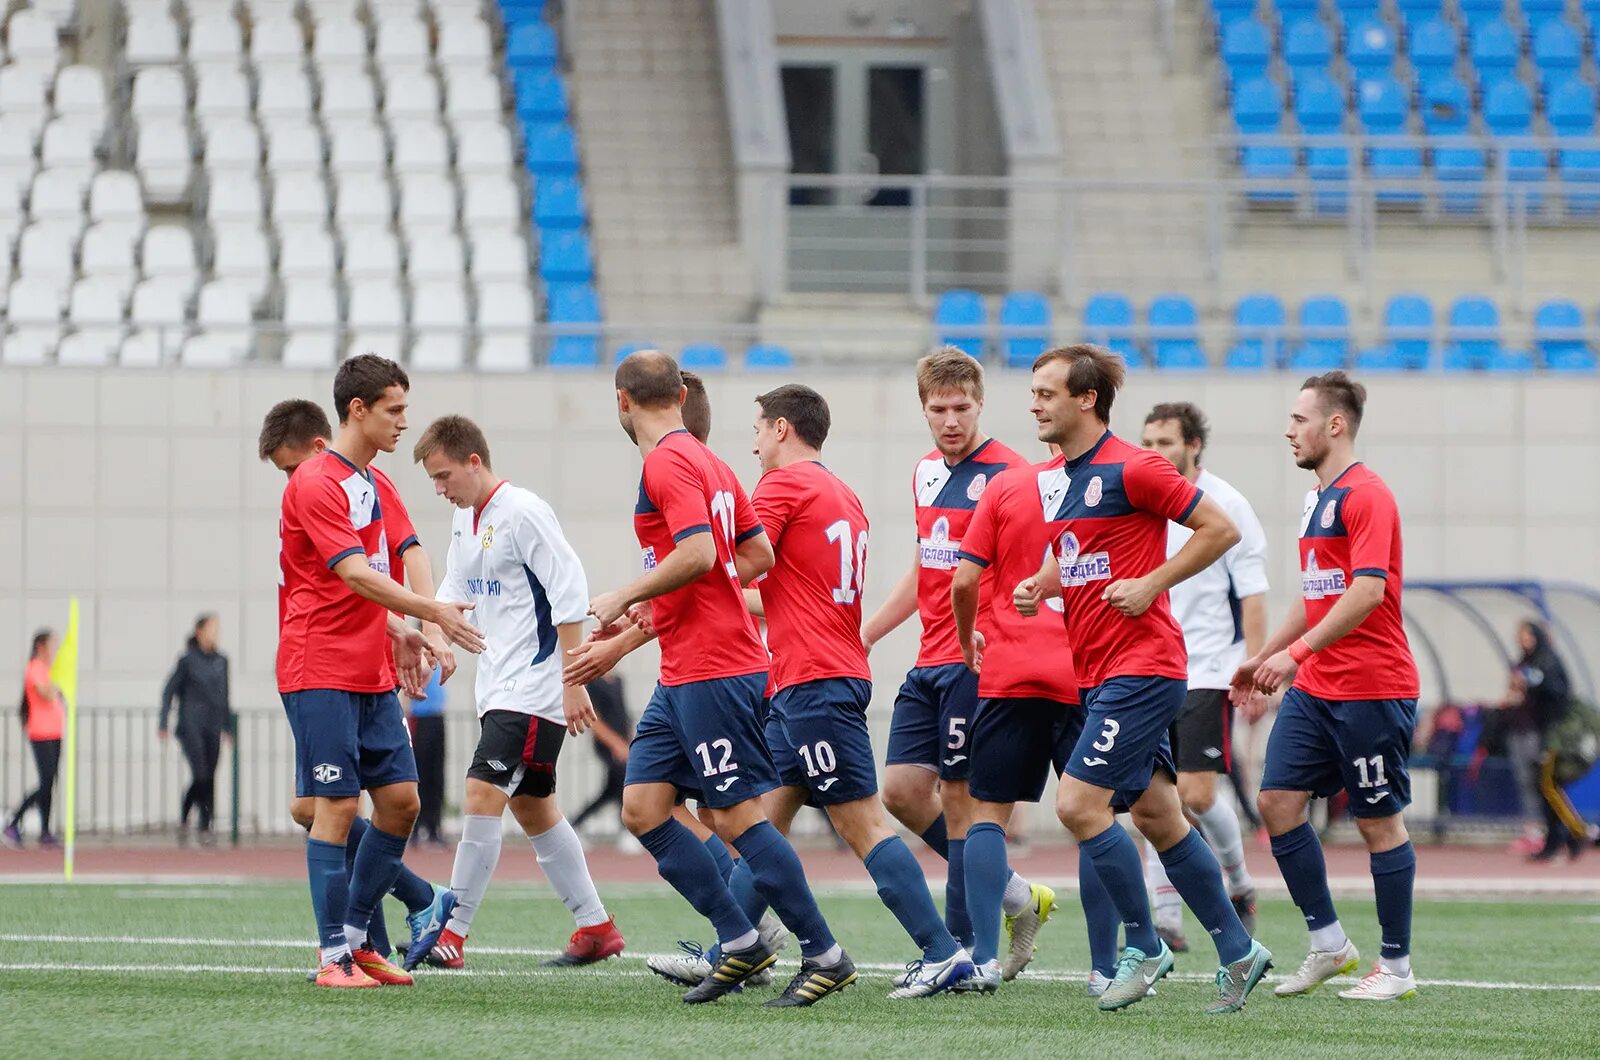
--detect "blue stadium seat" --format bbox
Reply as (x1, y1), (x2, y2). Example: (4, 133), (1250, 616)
(548, 336), (599, 368)
(1233, 77), (1296, 201)
(1458, 0), (1508, 33)
(533, 176), (586, 229)
(1443, 295), (1500, 370)
(1293, 295), (1350, 369)
(1381, 292), (1434, 369)
(1532, 21), (1582, 97)
(515, 70), (569, 122)
(1295, 73), (1350, 212)
(1483, 79), (1547, 209)
(1227, 293), (1286, 370)
(1549, 78), (1600, 213)
(546, 283), (599, 323)
(524, 122), (580, 174)
(1221, 18), (1273, 89)
(1346, 17), (1398, 82)
(1083, 292), (1143, 367)
(680, 343), (728, 371)
(1355, 345), (1410, 371)
(611, 343), (654, 364)
(999, 291), (1051, 368)
(1534, 299), (1598, 371)
(1488, 348), (1535, 373)
(506, 23), (558, 71)
(1424, 78), (1486, 212)
(1407, 17), (1460, 97)
(1284, 18), (1334, 83)
(1148, 294), (1207, 370)
(501, 0), (549, 23)
(934, 288), (987, 357)
(1395, 0), (1445, 23)
(1468, 19), (1520, 93)
(1523, 0), (1569, 34)
(1333, 0), (1383, 16)
(537, 230), (593, 283)
(1273, 0), (1322, 14)
(744, 343), (795, 371)
(1358, 77), (1423, 203)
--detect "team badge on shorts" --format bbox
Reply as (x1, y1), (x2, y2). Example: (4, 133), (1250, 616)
(312, 763), (343, 784)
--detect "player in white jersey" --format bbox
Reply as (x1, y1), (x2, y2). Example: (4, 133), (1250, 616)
(412, 415), (625, 969)
(1139, 403), (1268, 947)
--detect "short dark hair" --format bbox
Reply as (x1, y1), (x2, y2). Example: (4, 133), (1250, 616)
(257, 399), (333, 460)
(614, 349), (683, 409)
(755, 384), (831, 450)
(334, 354), (410, 424)
(681, 370), (711, 442)
(1144, 401), (1210, 455)
(413, 414), (493, 470)
(30, 629), (52, 657)
(1301, 370), (1367, 434)
(1033, 344), (1125, 422)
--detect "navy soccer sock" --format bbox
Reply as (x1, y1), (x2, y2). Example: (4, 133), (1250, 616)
(963, 823), (1009, 965)
(945, 837), (973, 949)
(344, 823), (408, 950)
(638, 819), (753, 945)
(1080, 823), (1160, 954)
(734, 821), (837, 960)
(1078, 846), (1121, 978)
(306, 838), (350, 958)
(343, 818), (390, 955)
(1270, 821), (1342, 935)
(350, 816), (434, 913)
(1370, 841), (1415, 963)
(865, 836), (960, 962)
(703, 834), (736, 886)
(1159, 828), (1252, 965)
(919, 816), (950, 859)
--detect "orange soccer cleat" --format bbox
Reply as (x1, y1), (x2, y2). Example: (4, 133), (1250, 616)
(352, 947), (415, 986)
(315, 954), (382, 988)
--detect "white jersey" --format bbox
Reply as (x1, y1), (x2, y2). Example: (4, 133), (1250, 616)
(1166, 468), (1269, 690)
(438, 482), (588, 721)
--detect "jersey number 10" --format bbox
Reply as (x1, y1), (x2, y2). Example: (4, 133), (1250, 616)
(824, 520), (868, 605)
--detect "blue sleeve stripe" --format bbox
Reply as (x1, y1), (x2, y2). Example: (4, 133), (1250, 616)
(1352, 567), (1388, 579)
(955, 551), (990, 568)
(395, 535), (419, 556)
(735, 524), (766, 544)
(672, 524), (712, 543)
(325, 546), (364, 570)
(1176, 488), (1203, 524)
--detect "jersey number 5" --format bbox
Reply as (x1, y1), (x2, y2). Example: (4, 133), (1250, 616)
(709, 490), (738, 578)
(824, 520), (868, 605)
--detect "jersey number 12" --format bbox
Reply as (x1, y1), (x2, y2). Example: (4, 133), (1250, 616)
(824, 520), (868, 605)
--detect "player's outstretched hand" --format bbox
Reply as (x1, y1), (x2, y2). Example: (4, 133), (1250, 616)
(1238, 688), (1272, 721)
(1251, 649), (1300, 696)
(563, 685), (597, 736)
(563, 631), (623, 687)
(393, 626), (432, 697)
(1227, 659), (1261, 707)
(961, 630), (985, 675)
(588, 590), (630, 630)
(1101, 576), (1158, 617)
(1014, 576), (1043, 617)
(428, 636), (458, 684)
(625, 602), (656, 637)
(431, 601), (484, 654)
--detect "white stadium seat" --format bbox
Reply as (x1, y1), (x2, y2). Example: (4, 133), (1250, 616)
(277, 225), (339, 280)
(211, 225), (272, 306)
(404, 227), (465, 283)
(125, 12), (183, 66)
(250, 16), (306, 65)
(128, 277), (190, 328)
(194, 66), (254, 123)
(0, 112), (43, 165)
(56, 329), (122, 365)
(271, 171), (331, 226)
(28, 168), (85, 223)
(0, 70), (49, 142)
(409, 280), (469, 370)
(397, 172), (456, 231)
(461, 172), (520, 229)
(333, 171), (394, 227)
(256, 65), (315, 121)
(318, 68), (378, 121)
(280, 281), (341, 367)
(340, 224), (401, 280)
(8, 275), (67, 322)
(468, 229), (529, 283)
(327, 120), (388, 174)
(187, 13), (244, 67)
(183, 280), (254, 364)
(454, 119), (515, 174)
(41, 119), (99, 182)
(52, 66), (108, 136)
(381, 72), (440, 120)
(374, 18), (431, 70)
(303, 0), (363, 24)
(18, 222), (80, 294)
(89, 171), (145, 226)
(443, 70), (503, 122)
(6, 11), (60, 67)
(390, 119), (451, 176)
(347, 278), (407, 361)
(141, 225), (199, 291)
(79, 222), (142, 300)
(312, 17), (368, 69)
(203, 118), (263, 174)
(475, 280), (534, 371)
(134, 120), (193, 205)
(1, 328), (60, 365)
(205, 173), (265, 227)
(68, 276), (127, 326)
(264, 123), (325, 174)
(435, 15), (492, 69)
(30, 0), (79, 32)
(131, 67), (188, 122)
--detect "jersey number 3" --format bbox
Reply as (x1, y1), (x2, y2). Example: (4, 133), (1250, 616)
(824, 520), (868, 605)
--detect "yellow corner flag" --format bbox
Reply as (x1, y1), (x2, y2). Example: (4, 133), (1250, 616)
(50, 598), (80, 882)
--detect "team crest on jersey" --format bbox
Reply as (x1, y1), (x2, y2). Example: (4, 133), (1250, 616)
(481, 524), (495, 549)
(1057, 530), (1082, 568)
(1085, 476), (1104, 508)
(1056, 530), (1111, 586)
(1320, 500), (1337, 529)
(919, 516), (961, 570)
(366, 529), (391, 575)
(641, 545), (658, 571)
(1301, 548), (1347, 600)
(966, 473), (988, 502)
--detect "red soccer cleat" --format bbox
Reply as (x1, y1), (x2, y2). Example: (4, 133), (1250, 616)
(353, 947), (414, 986)
(542, 917), (626, 967)
(426, 928), (466, 969)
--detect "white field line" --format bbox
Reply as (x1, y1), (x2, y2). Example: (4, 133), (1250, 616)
(1, 934), (1597, 993)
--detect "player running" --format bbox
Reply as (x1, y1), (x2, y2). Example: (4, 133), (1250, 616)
(860, 347), (1054, 976)
(1231, 371), (1421, 1003)
(258, 398), (459, 975)
(1138, 403), (1266, 948)
(410, 415), (625, 970)
(276, 356), (483, 987)
(951, 445), (1122, 994)
(592, 350), (855, 1006)
(1014, 345), (1270, 1014)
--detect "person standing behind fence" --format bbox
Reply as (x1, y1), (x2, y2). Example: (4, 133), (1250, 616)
(4, 630), (64, 849)
(406, 665), (448, 847)
(159, 614), (235, 847)
(1503, 620), (1580, 861)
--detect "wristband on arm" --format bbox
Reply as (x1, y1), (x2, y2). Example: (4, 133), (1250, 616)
(1288, 637), (1314, 664)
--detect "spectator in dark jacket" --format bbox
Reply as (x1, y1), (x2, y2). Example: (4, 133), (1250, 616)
(1504, 620), (1578, 861)
(160, 613), (233, 845)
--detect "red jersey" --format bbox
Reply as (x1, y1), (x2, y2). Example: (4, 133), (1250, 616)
(957, 457), (1079, 703)
(277, 451), (398, 693)
(278, 464), (417, 617)
(752, 460), (873, 694)
(635, 430), (769, 686)
(913, 438), (1028, 667)
(1040, 432), (1199, 688)
(1294, 463), (1419, 699)
(23, 657), (62, 741)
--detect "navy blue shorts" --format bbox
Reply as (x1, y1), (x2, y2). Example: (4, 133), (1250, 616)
(1062, 676), (1184, 807)
(887, 663), (979, 780)
(766, 678), (877, 806)
(281, 688), (418, 798)
(968, 697), (1083, 805)
(1262, 688), (1417, 818)
(624, 673), (778, 809)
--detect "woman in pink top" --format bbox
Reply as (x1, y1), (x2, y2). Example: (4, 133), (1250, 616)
(4, 630), (64, 848)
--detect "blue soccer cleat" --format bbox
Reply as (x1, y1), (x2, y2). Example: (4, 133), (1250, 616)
(402, 886), (458, 971)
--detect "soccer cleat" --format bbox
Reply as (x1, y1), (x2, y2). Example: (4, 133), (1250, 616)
(1097, 942), (1175, 1011)
(951, 958), (1001, 995)
(542, 917), (626, 967)
(1, 824), (20, 849)
(1338, 962), (1418, 1002)
(1273, 939), (1359, 997)
(680, 939), (777, 1004)
(1002, 882), (1056, 981)
(425, 929), (466, 969)
(1230, 887), (1259, 937)
(1206, 940), (1273, 1014)
(353, 947), (414, 986)
(756, 910), (791, 956)
(647, 941), (713, 987)
(401, 886), (458, 971)
(764, 951), (858, 1007)
(1087, 969), (1155, 999)
(1156, 922), (1189, 954)
(887, 948), (977, 999)
(315, 953), (381, 988)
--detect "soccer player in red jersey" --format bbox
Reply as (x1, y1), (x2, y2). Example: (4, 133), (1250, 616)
(1014, 345), (1268, 1013)
(951, 446), (1121, 994)
(590, 351), (855, 1006)
(1232, 372), (1422, 1002)
(860, 347), (1050, 968)
(275, 356), (482, 987)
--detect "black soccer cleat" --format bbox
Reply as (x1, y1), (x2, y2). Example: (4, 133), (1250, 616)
(680, 939), (777, 1004)
(763, 951), (858, 1008)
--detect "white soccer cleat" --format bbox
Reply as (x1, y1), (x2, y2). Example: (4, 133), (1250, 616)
(1338, 963), (1418, 1002)
(1087, 969), (1155, 999)
(1002, 882), (1056, 981)
(756, 910), (790, 956)
(1274, 939), (1360, 997)
(887, 948), (977, 999)
(647, 941), (712, 987)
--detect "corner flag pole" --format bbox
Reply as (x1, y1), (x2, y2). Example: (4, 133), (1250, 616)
(51, 598), (80, 882)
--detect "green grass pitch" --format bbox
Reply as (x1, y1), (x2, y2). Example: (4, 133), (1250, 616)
(2, 882), (1597, 1058)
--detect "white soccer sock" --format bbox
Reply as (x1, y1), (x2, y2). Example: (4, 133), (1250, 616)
(1000, 871), (1032, 916)
(446, 814), (504, 937)
(529, 817), (609, 928)
(812, 943), (843, 967)
(342, 925), (368, 951)
(1310, 921), (1348, 952)
(1143, 836), (1183, 931)
(1380, 954), (1411, 977)
(1194, 796), (1253, 896)
(320, 943), (351, 965)
(723, 928), (759, 950)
